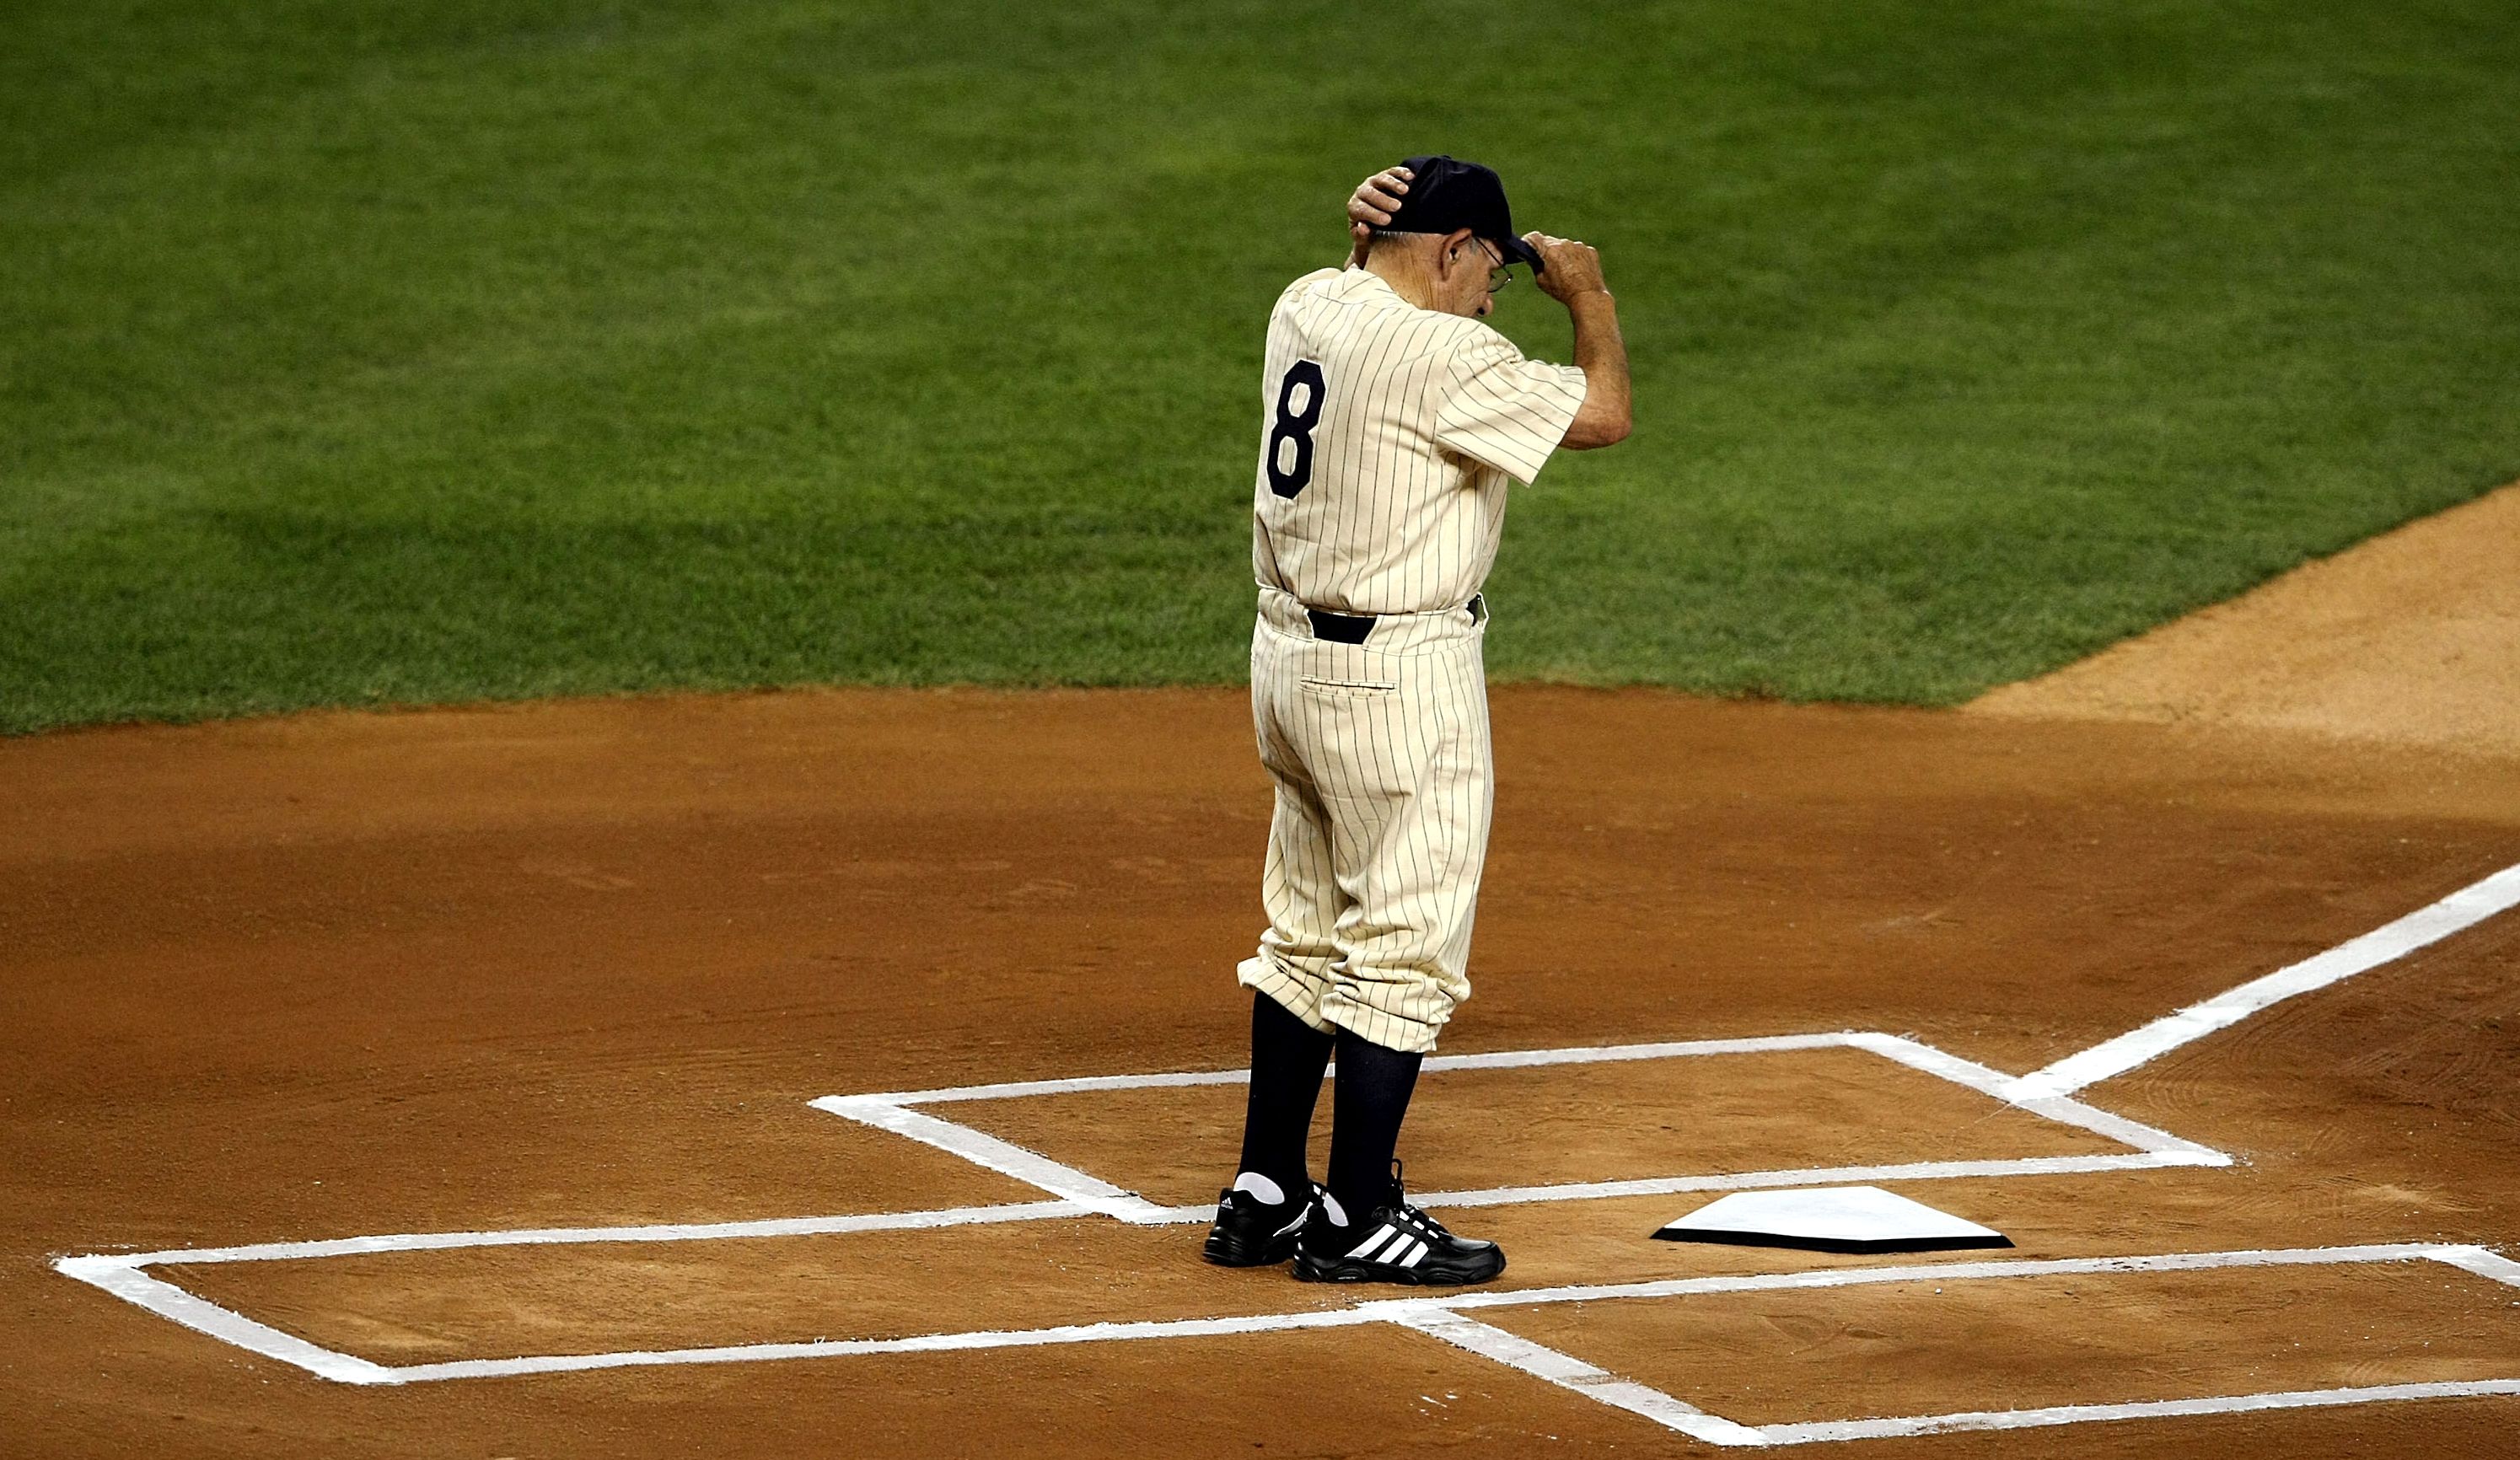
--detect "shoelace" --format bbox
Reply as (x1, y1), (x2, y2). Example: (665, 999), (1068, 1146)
(1394, 1201), (1453, 1241)
(1385, 1161), (1456, 1240)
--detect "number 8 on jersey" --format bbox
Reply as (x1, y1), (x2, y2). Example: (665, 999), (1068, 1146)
(1265, 360), (1327, 499)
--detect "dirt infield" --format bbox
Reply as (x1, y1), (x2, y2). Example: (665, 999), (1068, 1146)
(1972, 479), (2520, 754)
(7, 686), (2520, 1457)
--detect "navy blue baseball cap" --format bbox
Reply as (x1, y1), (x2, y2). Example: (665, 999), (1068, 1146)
(1374, 154), (1545, 271)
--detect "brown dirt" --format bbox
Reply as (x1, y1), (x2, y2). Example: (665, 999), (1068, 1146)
(1495, 1262), (2520, 1425)
(6, 685), (2520, 1457)
(1970, 480), (2520, 754)
(953, 1044), (2126, 1210)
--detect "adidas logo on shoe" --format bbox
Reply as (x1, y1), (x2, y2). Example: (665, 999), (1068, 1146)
(1292, 1166), (1505, 1286)
(1201, 1173), (1314, 1267)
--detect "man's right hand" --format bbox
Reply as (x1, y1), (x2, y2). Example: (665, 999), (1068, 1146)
(1523, 233), (1609, 303)
(1528, 231), (1630, 449)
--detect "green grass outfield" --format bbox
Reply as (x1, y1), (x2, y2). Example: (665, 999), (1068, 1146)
(5, 0), (2516, 733)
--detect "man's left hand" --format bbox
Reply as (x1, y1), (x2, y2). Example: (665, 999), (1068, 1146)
(1344, 166), (1413, 266)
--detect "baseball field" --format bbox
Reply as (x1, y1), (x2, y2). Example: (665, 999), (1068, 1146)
(8, 1), (2520, 1457)
(8, 0), (2519, 728)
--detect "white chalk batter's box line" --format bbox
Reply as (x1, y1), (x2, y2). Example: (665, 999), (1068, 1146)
(54, 1029), (2233, 1397)
(56, 1241), (2520, 1447)
(50, 857), (2520, 1442)
(805, 1030), (2232, 1226)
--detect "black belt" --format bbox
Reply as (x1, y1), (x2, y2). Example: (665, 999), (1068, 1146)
(1305, 593), (1485, 645)
(1305, 607), (1376, 643)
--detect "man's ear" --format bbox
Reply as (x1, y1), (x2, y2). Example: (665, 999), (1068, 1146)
(1442, 227), (1478, 274)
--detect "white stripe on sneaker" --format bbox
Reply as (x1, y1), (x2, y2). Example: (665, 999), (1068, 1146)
(1354, 1226), (1402, 1263)
(1395, 1238), (1427, 1268)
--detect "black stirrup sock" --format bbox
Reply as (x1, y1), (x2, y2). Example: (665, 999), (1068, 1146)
(1325, 1026), (1424, 1224)
(1233, 991), (1334, 1204)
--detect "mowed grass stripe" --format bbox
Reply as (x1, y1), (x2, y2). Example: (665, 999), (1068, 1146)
(4, 0), (2515, 730)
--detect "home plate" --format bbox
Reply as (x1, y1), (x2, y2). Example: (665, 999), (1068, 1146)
(1652, 1186), (2012, 1253)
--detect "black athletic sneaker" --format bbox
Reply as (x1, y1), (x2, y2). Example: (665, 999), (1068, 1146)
(1292, 1167), (1505, 1286)
(1201, 1180), (1315, 1267)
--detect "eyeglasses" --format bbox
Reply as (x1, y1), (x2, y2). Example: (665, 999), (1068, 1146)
(1454, 240), (1513, 294)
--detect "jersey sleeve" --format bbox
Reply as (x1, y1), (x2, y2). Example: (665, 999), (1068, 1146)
(1276, 267), (1345, 310)
(1432, 330), (1590, 486)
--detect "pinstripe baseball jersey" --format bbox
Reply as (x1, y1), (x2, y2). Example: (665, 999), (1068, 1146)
(1251, 266), (1589, 616)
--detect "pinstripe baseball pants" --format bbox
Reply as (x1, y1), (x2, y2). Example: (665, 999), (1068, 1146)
(1239, 585), (1494, 1055)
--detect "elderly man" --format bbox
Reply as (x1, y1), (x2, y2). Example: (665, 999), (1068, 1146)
(1203, 157), (1631, 1285)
